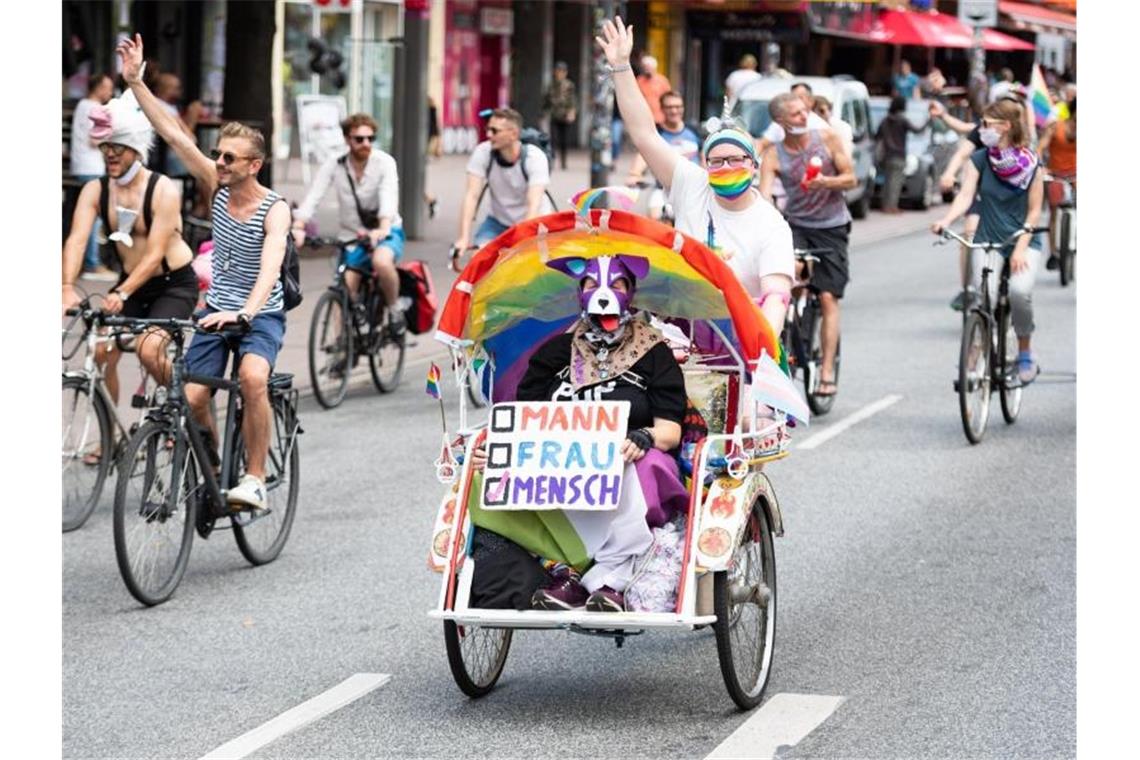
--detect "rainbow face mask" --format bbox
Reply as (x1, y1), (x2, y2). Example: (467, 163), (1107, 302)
(708, 165), (754, 200)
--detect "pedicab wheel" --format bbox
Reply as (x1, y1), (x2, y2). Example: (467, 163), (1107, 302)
(997, 306), (1022, 425)
(112, 421), (198, 607)
(804, 303), (838, 416)
(368, 311), (406, 393)
(714, 504), (777, 711)
(444, 621), (513, 698)
(62, 375), (113, 532)
(1059, 213), (1074, 287)
(308, 290), (353, 409)
(958, 312), (991, 445)
(231, 395), (301, 565)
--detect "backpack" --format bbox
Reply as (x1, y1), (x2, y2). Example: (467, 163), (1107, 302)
(396, 259), (438, 334)
(268, 198), (303, 311)
(481, 131), (559, 212)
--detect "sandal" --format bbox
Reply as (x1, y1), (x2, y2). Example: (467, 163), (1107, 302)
(82, 450), (103, 466)
(815, 380), (838, 397)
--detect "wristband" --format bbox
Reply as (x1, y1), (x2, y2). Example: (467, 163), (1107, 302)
(626, 427), (654, 452)
(757, 291), (791, 309)
(609, 63), (632, 74)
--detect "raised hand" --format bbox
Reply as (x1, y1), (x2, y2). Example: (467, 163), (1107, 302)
(116, 33), (145, 85)
(595, 16), (634, 68)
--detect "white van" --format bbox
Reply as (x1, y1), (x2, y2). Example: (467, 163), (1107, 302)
(732, 75), (876, 218)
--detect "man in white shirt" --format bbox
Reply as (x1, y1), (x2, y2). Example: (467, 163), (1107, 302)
(70, 72), (116, 280)
(293, 113), (404, 331)
(725, 53), (762, 104)
(451, 108), (552, 269)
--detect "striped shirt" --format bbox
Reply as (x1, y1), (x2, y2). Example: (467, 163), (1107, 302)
(208, 187), (285, 313)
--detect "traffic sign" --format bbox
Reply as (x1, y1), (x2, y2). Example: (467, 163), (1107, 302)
(958, 0), (997, 28)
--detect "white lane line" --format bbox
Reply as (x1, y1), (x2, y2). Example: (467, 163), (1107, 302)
(704, 693), (845, 760)
(794, 394), (903, 451)
(198, 673), (391, 760)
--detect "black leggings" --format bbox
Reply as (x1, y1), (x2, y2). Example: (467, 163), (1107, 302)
(551, 120), (573, 169)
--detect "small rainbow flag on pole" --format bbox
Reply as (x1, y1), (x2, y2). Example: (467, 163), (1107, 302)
(1027, 64), (1056, 129)
(426, 362), (442, 400)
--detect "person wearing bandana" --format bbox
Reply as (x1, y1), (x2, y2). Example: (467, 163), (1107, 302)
(469, 255), (689, 613)
(61, 87), (197, 410)
(933, 98), (1045, 385)
(596, 16), (793, 337)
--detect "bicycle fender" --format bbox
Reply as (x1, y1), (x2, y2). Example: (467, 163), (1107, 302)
(694, 472), (784, 572)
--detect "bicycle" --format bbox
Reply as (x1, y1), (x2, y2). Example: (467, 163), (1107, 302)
(1044, 172), (1076, 287)
(62, 296), (156, 532)
(935, 226), (1047, 445)
(306, 236), (407, 409)
(104, 315), (302, 606)
(779, 247), (840, 416)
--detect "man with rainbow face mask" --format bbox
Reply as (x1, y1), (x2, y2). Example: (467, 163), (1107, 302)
(597, 17), (793, 335)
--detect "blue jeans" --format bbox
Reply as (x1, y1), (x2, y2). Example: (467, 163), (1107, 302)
(474, 216), (511, 247)
(74, 174), (103, 270)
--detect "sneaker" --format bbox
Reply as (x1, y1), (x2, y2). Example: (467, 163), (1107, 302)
(387, 308), (407, 338)
(1045, 255), (1060, 271)
(1016, 351), (1040, 386)
(585, 586), (625, 613)
(81, 265), (118, 282)
(227, 473), (268, 512)
(532, 572), (589, 610)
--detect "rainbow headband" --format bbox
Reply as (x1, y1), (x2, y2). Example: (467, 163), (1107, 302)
(701, 128), (758, 164)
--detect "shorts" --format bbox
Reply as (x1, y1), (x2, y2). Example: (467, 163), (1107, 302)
(184, 306), (287, 380)
(474, 216), (511, 246)
(118, 264), (198, 326)
(344, 226), (406, 270)
(791, 223), (851, 299)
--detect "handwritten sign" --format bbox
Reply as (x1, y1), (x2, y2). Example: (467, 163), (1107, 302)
(480, 401), (630, 512)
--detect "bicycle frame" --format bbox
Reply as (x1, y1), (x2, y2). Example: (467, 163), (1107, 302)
(63, 309), (151, 445)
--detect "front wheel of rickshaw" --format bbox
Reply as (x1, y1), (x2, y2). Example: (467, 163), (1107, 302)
(714, 504), (777, 711)
(444, 621), (512, 698)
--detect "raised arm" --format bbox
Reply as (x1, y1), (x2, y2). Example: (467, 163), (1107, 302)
(929, 101), (975, 135)
(596, 18), (680, 190)
(117, 34), (216, 194)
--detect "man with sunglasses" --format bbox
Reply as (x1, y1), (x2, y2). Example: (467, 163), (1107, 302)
(624, 90), (700, 222)
(118, 34), (291, 513)
(453, 107), (551, 258)
(292, 113), (405, 334)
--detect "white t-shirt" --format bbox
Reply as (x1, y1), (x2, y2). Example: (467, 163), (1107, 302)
(667, 159), (794, 298)
(725, 69), (762, 98)
(70, 98), (105, 177)
(466, 141), (552, 225)
(762, 111), (830, 144)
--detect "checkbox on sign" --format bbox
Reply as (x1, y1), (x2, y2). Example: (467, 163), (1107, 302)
(484, 472), (510, 506)
(487, 443), (512, 468)
(490, 406), (515, 432)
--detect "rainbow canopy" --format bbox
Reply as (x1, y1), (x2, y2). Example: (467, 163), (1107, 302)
(435, 209), (783, 401)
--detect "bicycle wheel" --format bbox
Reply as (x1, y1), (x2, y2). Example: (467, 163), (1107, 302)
(232, 394), (301, 565)
(957, 313), (991, 444)
(1059, 211), (1074, 287)
(368, 308), (406, 393)
(308, 289), (353, 409)
(998, 305), (1023, 424)
(714, 503), (777, 711)
(444, 621), (512, 698)
(62, 375), (113, 532)
(803, 302), (838, 416)
(112, 421), (199, 606)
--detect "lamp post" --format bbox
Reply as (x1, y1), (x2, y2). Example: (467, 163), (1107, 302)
(589, 0), (625, 192)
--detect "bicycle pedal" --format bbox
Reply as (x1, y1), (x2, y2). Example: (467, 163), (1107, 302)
(131, 393), (148, 409)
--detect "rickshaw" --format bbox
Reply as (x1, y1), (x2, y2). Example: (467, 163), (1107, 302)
(425, 203), (799, 710)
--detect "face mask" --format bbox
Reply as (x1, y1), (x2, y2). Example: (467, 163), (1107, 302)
(115, 160), (142, 186)
(979, 127), (1002, 147)
(786, 124), (809, 136)
(708, 165), (754, 200)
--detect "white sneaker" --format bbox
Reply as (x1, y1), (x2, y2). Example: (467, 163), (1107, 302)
(227, 473), (268, 512)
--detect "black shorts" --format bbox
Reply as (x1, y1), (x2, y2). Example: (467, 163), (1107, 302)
(117, 264), (198, 324)
(791, 223), (851, 299)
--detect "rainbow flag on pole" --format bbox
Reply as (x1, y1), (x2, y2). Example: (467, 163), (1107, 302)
(1028, 64), (1056, 128)
(426, 362), (442, 400)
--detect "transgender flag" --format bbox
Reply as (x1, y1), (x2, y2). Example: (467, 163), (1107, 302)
(1028, 64), (1056, 129)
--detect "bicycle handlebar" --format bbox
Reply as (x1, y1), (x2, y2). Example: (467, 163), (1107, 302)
(99, 314), (251, 337)
(935, 226), (1048, 251)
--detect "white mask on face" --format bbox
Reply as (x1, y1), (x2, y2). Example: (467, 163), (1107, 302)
(978, 127), (1002, 147)
(786, 124), (808, 135)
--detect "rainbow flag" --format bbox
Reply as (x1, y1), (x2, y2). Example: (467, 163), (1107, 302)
(569, 186), (639, 217)
(1028, 64), (1056, 129)
(426, 362), (442, 400)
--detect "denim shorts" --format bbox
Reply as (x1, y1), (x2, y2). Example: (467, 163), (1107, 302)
(185, 306), (287, 379)
(344, 227), (406, 271)
(474, 216), (511, 246)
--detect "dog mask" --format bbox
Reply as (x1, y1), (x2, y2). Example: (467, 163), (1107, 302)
(546, 254), (650, 334)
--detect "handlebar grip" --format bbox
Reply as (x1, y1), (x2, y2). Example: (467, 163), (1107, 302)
(65, 308), (81, 317)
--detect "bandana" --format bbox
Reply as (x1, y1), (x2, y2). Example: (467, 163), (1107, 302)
(570, 316), (664, 391)
(986, 145), (1038, 190)
(708, 165), (754, 200)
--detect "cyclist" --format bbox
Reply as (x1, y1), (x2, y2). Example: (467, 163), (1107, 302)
(624, 90), (700, 222)
(118, 33), (290, 512)
(291, 113), (405, 334)
(932, 98), (1045, 385)
(62, 87), (197, 408)
(1038, 97), (1076, 271)
(598, 17), (793, 335)
(759, 92), (857, 398)
(452, 107), (552, 261)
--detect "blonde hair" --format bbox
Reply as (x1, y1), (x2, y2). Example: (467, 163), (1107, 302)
(219, 121), (267, 159)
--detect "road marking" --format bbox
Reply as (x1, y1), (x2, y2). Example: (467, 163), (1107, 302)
(197, 673), (391, 760)
(794, 394), (903, 451)
(704, 693), (845, 760)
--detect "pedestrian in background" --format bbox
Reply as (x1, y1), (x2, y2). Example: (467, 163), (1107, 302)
(725, 53), (761, 102)
(812, 95), (853, 159)
(876, 96), (928, 214)
(893, 59), (920, 100)
(542, 61), (577, 171)
(70, 72), (117, 281)
(637, 54), (672, 127)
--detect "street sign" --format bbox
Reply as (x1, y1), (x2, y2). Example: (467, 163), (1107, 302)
(958, 0), (997, 28)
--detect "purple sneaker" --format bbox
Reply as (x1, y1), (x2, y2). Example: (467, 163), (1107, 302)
(532, 572), (588, 610)
(586, 586), (625, 613)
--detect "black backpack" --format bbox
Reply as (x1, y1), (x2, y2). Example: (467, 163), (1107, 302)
(481, 131), (559, 212)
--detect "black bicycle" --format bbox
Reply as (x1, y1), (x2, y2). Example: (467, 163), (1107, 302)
(936, 226), (1047, 445)
(779, 248), (840, 416)
(104, 315), (302, 606)
(307, 236), (406, 409)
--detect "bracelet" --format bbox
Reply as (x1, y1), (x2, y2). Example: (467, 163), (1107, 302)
(626, 427), (654, 452)
(609, 63), (632, 74)
(757, 291), (792, 309)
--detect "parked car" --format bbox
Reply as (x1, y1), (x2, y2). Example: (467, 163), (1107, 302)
(732, 75), (876, 219)
(868, 96), (960, 209)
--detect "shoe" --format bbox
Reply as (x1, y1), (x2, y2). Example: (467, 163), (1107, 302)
(1016, 351), (1040, 386)
(387, 308), (407, 338)
(81, 265), (118, 282)
(1045, 255), (1060, 271)
(532, 572), (589, 610)
(586, 586), (625, 613)
(227, 473), (268, 512)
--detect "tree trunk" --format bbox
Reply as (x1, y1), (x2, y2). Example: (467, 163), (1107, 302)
(223, 0), (275, 186)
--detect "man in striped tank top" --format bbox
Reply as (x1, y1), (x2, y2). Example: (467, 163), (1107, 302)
(119, 34), (290, 512)
(759, 92), (857, 399)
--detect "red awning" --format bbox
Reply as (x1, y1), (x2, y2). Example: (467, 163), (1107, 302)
(981, 28), (1036, 52)
(837, 9), (1036, 51)
(999, 1), (1077, 35)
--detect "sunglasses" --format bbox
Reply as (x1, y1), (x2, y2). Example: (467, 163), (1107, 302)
(350, 134), (375, 144)
(209, 148), (255, 166)
(485, 126), (503, 135)
(706, 154), (752, 170)
(981, 118), (1009, 128)
(98, 143), (129, 157)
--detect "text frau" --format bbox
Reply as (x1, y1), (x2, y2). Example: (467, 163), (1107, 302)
(518, 403), (623, 433)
